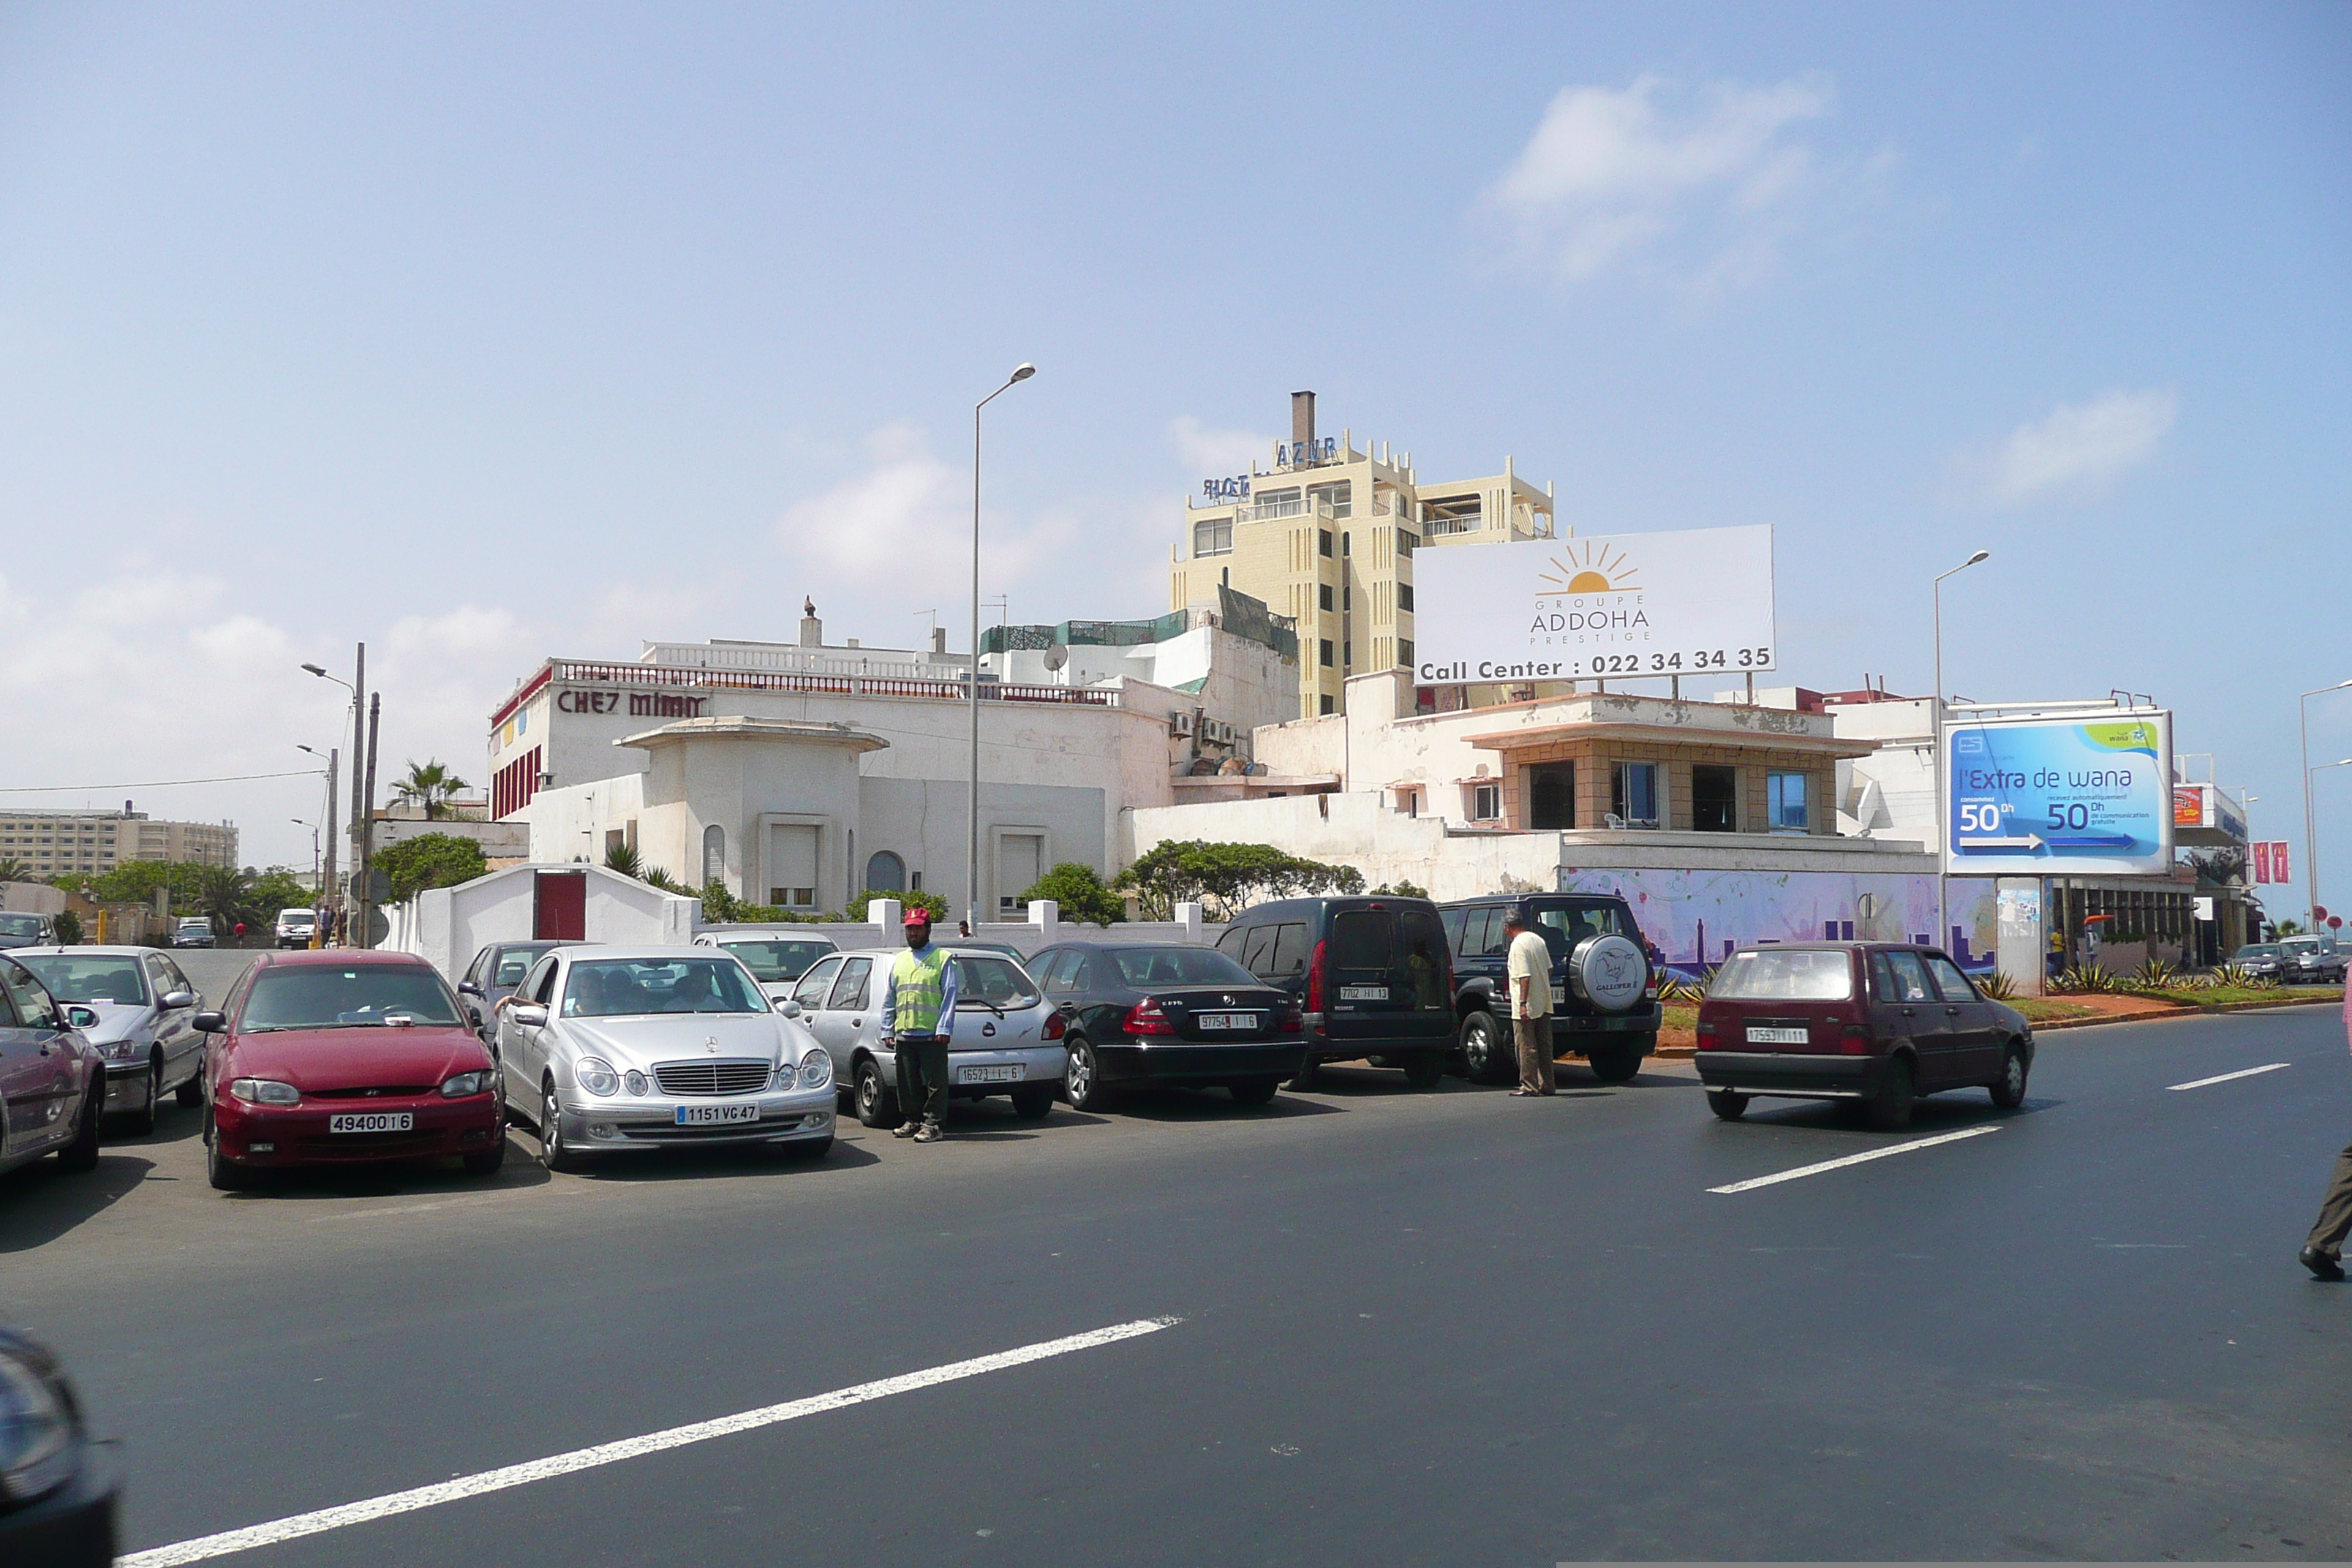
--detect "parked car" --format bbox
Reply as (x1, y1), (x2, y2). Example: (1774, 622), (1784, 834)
(0, 913), (55, 951)
(791, 946), (1064, 1126)
(11, 947), (206, 1134)
(0, 954), (105, 1177)
(274, 908), (317, 949)
(173, 917), (215, 949)
(2277, 935), (2347, 984)
(1213, 897), (1455, 1088)
(197, 949), (508, 1190)
(497, 946), (835, 1170)
(1027, 942), (1305, 1110)
(0, 1327), (118, 1566)
(1437, 893), (1660, 1085)
(692, 926), (842, 1003)
(2229, 943), (2285, 980)
(455, 939), (578, 1045)
(1694, 943), (2034, 1129)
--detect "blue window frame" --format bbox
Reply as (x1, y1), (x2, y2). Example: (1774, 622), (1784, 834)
(1768, 772), (1809, 833)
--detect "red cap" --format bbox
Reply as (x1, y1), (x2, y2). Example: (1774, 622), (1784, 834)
(903, 909), (932, 928)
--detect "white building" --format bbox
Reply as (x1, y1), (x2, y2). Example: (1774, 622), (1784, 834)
(0, 804), (238, 878)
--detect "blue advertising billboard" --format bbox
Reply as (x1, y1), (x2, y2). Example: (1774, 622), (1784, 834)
(1944, 711), (2173, 875)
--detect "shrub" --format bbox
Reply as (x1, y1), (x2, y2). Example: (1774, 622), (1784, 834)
(1978, 969), (2019, 1000)
(845, 889), (951, 925)
(2053, 964), (2119, 994)
(1017, 863), (1125, 927)
(1368, 879), (1431, 898)
(52, 909), (82, 946)
(373, 834), (487, 903)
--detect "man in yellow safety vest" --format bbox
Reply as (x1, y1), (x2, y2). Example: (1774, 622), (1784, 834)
(881, 908), (960, 1143)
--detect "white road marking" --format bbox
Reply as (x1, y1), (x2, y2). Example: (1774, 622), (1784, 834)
(121, 1316), (1181, 1567)
(1708, 1124), (2002, 1194)
(2166, 1062), (2291, 1092)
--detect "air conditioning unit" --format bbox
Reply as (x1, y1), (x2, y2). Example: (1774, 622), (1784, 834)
(1170, 712), (1196, 737)
(1202, 719), (1232, 745)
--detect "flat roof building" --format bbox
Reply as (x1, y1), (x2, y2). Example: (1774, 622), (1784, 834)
(0, 804), (238, 878)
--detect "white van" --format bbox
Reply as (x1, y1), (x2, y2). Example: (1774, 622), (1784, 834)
(274, 908), (319, 949)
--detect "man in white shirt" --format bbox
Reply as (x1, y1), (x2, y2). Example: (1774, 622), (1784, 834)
(1504, 910), (1556, 1097)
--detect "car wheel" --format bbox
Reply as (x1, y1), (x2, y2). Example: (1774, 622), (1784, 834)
(1008, 1085), (1055, 1120)
(1705, 1088), (1749, 1121)
(1063, 1039), (1114, 1112)
(57, 1079), (103, 1172)
(1400, 1054), (1444, 1090)
(1228, 1077), (1280, 1107)
(124, 1058), (161, 1137)
(175, 1068), (203, 1109)
(1866, 1056), (1915, 1131)
(1585, 1043), (1641, 1085)
(1457, 1009), (1510, 1084)
(1988, 1043), (2029, 1109)
(462, 1134), (508, 1176)
(203, 1115), (252, 1191)
(540, 1083), (583, 1173)
(853, 1060), (902, 1129)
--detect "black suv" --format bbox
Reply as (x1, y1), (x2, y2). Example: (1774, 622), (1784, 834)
(1213, 897), (1455, 1088)
(1438, 894), (1660, 1084)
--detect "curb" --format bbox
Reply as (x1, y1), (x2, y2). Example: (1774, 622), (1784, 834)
(2027, 998), (2341, 1033)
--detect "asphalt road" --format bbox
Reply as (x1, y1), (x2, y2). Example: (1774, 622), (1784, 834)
(4, 952), (2348, 1564)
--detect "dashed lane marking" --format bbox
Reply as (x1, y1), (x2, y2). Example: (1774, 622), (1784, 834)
(1708, 1124), (2002, 1194)
(2166, 1062), (2291, 1092)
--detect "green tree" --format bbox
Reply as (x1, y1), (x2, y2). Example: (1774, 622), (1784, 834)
(0, 856), (29, 883)
(51, 909), (82, 946)
(2275, 919), (2306, 937)
(1369, 878), (1431, 898)
(1018, 862), (1125, 927)
(393, 759), (472, 821)
(1112, 840), (1364, 920)
(85, 860), (208, 909)
(194, 866), (262, 932)
(247, 868), (313, 914)
(374, 834), (488, 902)
(845, 888), (950, 924)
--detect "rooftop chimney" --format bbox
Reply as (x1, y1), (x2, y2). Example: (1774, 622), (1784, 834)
(1291, 391), (1315, 448)
(799, 612), (822, 648)
(931, 625), (947, 655)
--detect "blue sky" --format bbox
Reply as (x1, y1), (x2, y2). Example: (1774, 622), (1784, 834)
(3, 1), (2347, 910)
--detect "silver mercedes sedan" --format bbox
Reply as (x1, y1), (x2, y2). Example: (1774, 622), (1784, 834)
(494, 946), (835, 1171)
(11, 946), (206, 1134)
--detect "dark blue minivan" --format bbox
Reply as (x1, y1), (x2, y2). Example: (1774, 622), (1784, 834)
(1213, 897), (1455, 1088)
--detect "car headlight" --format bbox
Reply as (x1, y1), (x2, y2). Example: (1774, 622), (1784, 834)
(228, 1077), (300, 1105)
(794, 1051), (832, 1091)
(101, 1036), (148, 1062)
(0, 1338), (80, 1507)
(622, 1070), (649, 1096)
(439, 1070), (495, 1098)
(576, 1057), (619, 1096)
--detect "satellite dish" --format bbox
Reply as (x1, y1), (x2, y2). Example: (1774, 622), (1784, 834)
(1042, 644), (1068, 673)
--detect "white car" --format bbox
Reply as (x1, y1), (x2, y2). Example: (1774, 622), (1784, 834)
(788, 946), (1066, 1128)
(495, 946), (836, 1171)
(691, 926), (841, 1005)
(274, 908), (317, 949)
(10, 946), (206, 1134)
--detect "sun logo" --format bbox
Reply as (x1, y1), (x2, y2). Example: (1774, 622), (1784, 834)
(1537, 540), (1640, 596)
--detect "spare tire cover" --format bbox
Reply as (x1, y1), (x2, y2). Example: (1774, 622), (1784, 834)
(1570, 934), (1648, 1012)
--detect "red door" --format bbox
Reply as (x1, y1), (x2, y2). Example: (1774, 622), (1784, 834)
(534, 872), (587, 940)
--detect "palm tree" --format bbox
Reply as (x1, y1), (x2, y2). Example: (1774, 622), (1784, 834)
(0, 856), (29, 883)
(393, 760), (472, 821)
(195, 866), (261, 933)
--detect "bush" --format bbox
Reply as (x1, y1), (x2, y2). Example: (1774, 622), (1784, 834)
(1368, 879), (1431, 899)
(1978, 969), (2019, 1000)
(374, 834), (488, 903)
(845, 889), (951, 925)
(2052, 964), (2118, 994)
(1017, 863), (1124, 927)
(51, 909), (82, 946)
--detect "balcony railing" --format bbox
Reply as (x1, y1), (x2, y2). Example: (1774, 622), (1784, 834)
(1422, 513), (1483, 537)
(538, 660), (1121, 709)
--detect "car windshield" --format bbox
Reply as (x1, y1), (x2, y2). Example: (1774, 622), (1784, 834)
(949, 955), (1040, 1009)
(2235, 945), (2280, 959)
(279, 910), (315, 926)
(2281, 938), (2320, 954)
(15, 954), (146, 1005)
(562, 958), (769, 1017)
(1107, 948), (1258, 987)
(1713, 949), (1855, 1001)
(720, 940), (837, 982)
(0, 913), (42, 939)
(239, 965), (465, 1031)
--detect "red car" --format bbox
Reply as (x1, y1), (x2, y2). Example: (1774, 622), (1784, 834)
(197, 950), (506, 1191)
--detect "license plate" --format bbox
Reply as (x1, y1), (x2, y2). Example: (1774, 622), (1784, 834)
(328, 1112), (412, 1134)
(1746, 1027), (1810, 1045)
(674, 1102), (761, 1126)
(1194, 1013), (1259, 1031)
(958, 1063), (1022, 1084)
(1338, 985), (1387, 1002)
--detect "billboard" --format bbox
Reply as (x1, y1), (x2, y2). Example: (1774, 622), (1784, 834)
(1944, 711), (2173, 875)
(2171, 783), (2249, 840)
(1410, 525), (1774, 687)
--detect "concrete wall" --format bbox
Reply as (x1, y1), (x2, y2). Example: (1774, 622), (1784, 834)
(1, 881), (69, 916)
(390, 863), (701, 980)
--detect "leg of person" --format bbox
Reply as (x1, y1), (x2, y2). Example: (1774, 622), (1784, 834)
(1515, 1017), (1548, 1095)
(915, 1037), (951, 1137)
(891, 1039), (925, 1137)
(1534, 1018), (1556, 1094)
(2302, 1139), (2352, 1277)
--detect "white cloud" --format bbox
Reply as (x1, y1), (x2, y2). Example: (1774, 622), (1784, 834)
(1166, 415), (1272, 479)
(1976, 388), (2178, 505)
(1478, 72), (1869, 289)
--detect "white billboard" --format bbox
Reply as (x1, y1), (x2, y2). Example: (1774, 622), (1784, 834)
(1410, 525), (1776, 687)
(1942, 710), (2174, 876)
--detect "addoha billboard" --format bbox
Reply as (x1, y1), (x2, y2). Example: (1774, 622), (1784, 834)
(1411, 525), (1774, 687)
(1944, 711), (2173, 875)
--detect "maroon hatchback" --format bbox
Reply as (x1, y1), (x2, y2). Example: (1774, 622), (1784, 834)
(1694, 943), (2034, 1129)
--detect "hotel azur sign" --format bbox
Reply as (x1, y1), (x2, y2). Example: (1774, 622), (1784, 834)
(1411, 524), (1777, 685)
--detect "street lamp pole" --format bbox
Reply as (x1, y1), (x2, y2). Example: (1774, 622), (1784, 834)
(2307, 753), (2352, 935)
(2297, 680), (2352, 934)
(1932, 549), (1991, 955)
(292, 819), (319, 884)
(303, 655), (362, 941)
(967, 363), (1036, 935)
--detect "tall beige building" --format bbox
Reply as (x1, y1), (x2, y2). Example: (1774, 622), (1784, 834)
(0, 807), (238, 878)
(1169, 392), (1554, 717)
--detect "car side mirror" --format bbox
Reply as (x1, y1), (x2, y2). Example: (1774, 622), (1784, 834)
(457, 981), (483, 998)
(159, 990), (195, 1011)
(64, 1004), (99, 1030)
(192, 1010), (227, 1034)
(465, 1006), (484, 1028)
(508, 1003), (549, 1028)
(776, 1000), (803, 1019)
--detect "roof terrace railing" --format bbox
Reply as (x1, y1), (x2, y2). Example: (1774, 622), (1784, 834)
(545, 660), (1120, 708)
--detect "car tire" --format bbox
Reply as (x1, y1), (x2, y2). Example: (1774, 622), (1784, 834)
(1063, 1039), (1115, 1112)
(1866, 1056), (1916, 1131)
(1008, 1085), (1055, 1120)
(1585, 1043), (1643, 1085)
(540, 1083), (584, 1173)
(1401, 1054), (1445, 1090)
(57, 1080), (103, 1172)
(203, 1116), (252, 1191)
(1988, 1042), (2029, 1109)
(175, 1070), (203, 1109)
(853, 1060), (902, 1129)
(462, 1136), (508, 1176)
(1457, 1009), (1510, 1085)
(1228, 1077), (1280, 1107)
(124, 1058), (161, 1137)
(1706, 1088), (1749, 1121)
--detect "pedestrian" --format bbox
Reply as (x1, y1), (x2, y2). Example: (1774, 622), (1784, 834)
(881, 908), (959, 1144)
(1503, 910), (1555, 1097)
(957, 919), (972, 939)
(2299, 983), (2352, 1281)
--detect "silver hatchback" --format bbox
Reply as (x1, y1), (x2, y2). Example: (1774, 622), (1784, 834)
(789, 946), (1066, 1128)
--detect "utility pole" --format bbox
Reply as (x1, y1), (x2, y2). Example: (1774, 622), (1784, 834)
(358, 693), (381, 949)
(318, 747), (339, 948)
(349, 643), (366, 944)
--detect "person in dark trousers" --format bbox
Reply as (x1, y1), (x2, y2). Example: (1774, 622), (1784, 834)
(1504, 910), (1556, 1097)
(881, 908), (960, 1145)
(2300, 985), (2352, 1280)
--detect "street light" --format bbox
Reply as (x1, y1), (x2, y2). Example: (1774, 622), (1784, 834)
(2297, 679), (2352, 934)
(967, 362), (1037, 935)
(1932, 549), (1991, 953)
(291, 818), (318, 884)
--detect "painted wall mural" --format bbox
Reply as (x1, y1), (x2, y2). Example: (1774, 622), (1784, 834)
(1557, 868), (1998, 975)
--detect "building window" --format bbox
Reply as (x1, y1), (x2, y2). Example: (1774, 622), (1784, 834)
(702, 823), (726, 886)
(1397, 638), (1414, 667)
(1320, 696), (1335, 715)
(1191, 516), (1233, 557)
(1319, 584), (1334, 611)
(1318, 529), (1333, 558)
(1319, 639), (1334, 668)
(1397, 582), (1414, 612)
(1341, 532), (1351, 556)
(1341, 582), (1351, 612)
(1471, 782), (1501, 821)
(1529, 762), (1575, 830)
(1342, 641), (1352, 667)
(1306, 480), (1352, 519)
(1693, 764), (1738, 832)
(864, 851), (906, 892)
(1395, 529), (1417, 557)
(1768, 772), (1809, 833)
(1611, 762), (1660, 828)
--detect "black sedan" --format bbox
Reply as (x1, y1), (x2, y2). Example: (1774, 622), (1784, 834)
(0, 1329), (118, 1566)
(1026, 943), (1305, 1110)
